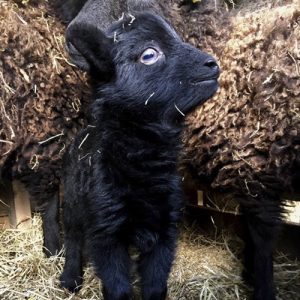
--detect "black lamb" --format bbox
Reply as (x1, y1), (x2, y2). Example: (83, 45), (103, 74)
(60, 11), (219, 300)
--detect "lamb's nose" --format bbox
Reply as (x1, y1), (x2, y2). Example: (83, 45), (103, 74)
(204, 59), (220, 77)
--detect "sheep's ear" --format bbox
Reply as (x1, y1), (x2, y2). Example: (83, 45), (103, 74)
(66, 23), (114, 77)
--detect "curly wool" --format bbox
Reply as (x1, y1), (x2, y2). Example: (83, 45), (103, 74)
(181, 0), (300, 197)
(0, 1), (90, 192)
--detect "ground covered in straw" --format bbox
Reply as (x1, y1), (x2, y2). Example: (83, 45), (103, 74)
(0, 216), (299, 299)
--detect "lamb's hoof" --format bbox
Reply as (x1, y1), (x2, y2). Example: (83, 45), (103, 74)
(60, 271), (83, 293)
(252, 293), (276, 300)
(43, 245), (61, 258)
(242, 269), (254, 287)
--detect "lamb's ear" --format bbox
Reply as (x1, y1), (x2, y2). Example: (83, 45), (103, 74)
(66, 23), (114, 77)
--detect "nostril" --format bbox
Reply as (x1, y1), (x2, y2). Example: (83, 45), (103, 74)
(204, 59), (219, 70)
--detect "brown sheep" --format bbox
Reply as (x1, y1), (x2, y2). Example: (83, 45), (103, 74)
(0, 1), (91, 256)
(180, 1), (300, 299)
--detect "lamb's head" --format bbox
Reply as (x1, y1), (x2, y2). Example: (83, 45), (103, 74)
(66, 12), (219, 123)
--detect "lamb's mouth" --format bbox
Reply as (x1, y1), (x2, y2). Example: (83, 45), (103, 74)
(189, 78), (218, 86)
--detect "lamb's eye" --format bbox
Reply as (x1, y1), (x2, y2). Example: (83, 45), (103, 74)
(140, 48), (160, 65)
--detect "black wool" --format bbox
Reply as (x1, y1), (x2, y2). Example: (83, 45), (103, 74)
(61, 12), (219, 300)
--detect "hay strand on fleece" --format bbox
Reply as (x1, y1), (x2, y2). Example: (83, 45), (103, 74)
(1, 216), (299, 299)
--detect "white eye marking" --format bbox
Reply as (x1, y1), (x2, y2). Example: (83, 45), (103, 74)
(140, 48), (162, 65)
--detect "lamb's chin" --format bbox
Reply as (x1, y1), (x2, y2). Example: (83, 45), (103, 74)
(181, 81), (219, 115)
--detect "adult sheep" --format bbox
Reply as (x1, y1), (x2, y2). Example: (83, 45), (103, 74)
(180, 1), (300, 299)
(0, 1), (91, 256)
(60, 9), (219, 300)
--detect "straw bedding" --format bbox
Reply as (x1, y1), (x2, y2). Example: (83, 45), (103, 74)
(1, 216), (300, 299)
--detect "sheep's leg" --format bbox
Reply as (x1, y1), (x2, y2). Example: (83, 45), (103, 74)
(89, 238), (132, 300)
(41, 189), (61, 257)
(138, 225), (178, 300)
(241, 200), (282, 300)
(241, 213), (255, 286)
(20, 175), (61, 257)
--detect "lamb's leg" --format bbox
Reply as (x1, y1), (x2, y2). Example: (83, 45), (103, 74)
(89, 238), (132, 300)
(138, 225), (178, 300)
(42, 190), (61, 257)
(240, 196), (282, 300)
(60, 191), (84, 292)
(60, 227), (84, 292)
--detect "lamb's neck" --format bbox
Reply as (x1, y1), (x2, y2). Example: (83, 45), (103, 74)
(94, 116), (181, 172)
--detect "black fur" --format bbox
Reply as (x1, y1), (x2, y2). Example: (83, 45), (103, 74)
(52, 0), (162, 24)
(60, 12), (219, 299)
